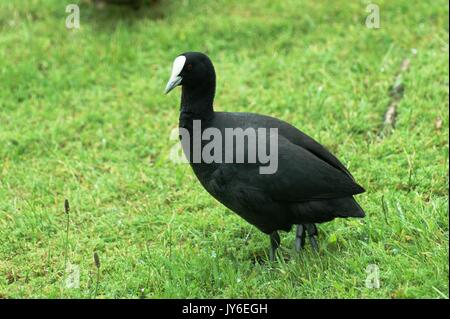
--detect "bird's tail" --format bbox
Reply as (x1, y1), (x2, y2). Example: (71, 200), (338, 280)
(332, 197), (366, 218)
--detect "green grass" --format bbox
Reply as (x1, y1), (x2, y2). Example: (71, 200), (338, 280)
(0, 0), (448, 298)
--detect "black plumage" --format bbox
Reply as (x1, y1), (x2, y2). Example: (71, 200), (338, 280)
(165, 52), (366, 260)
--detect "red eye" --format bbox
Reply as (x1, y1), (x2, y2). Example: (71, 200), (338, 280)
(186, 64), (193, 71)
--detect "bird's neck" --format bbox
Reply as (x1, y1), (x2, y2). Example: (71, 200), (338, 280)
(178, 81), (217, 174)
(180, 80), (215, 120)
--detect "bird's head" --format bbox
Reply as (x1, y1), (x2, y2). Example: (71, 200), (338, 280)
(164, 52), (216, 95)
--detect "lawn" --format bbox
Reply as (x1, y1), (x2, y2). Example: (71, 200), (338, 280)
(0, 0), (448, 298)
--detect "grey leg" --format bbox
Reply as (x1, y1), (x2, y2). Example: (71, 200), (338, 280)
(305, 224), (319, 252)
(295, 224), (319, 253)
(295, 224), (306, 252)
(269, 231), (280, 261)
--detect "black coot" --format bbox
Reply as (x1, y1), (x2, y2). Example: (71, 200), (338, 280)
(165, 52), (366, 260)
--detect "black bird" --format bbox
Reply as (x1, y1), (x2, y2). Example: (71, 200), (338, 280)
(165, 52), (366, 260)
